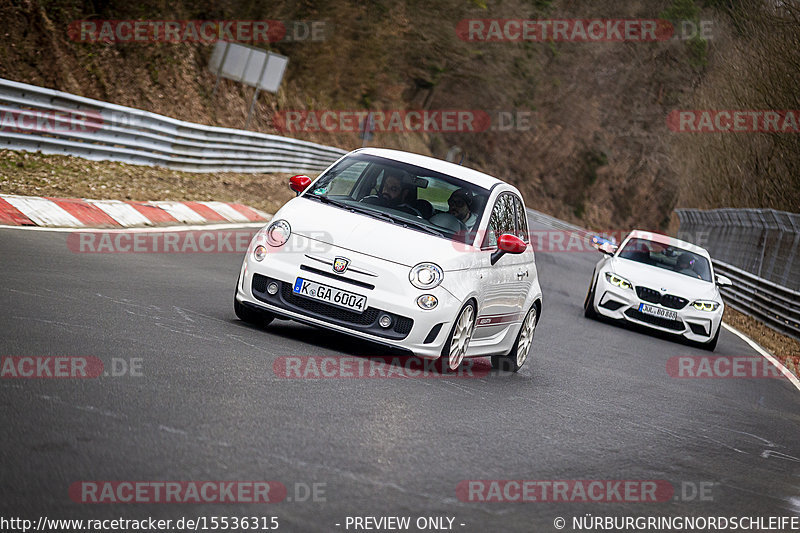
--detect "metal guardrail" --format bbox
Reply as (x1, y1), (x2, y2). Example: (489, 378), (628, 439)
(677, 207), (800, 341)
(676, 208), (800, 290)
(713, 260), (800, 341)
(0, 77), (346, 173)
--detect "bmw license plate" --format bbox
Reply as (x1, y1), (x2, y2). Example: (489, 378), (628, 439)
(639, 303), (678, 321)
(293, 278), (367, 313)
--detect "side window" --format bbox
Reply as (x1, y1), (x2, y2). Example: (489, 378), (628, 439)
(484, 193), (516, 248)
(513, 195), (529, 242)
(327, 160), (369, 196)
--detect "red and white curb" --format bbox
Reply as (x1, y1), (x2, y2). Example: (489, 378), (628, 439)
(0, 195), (270, 228)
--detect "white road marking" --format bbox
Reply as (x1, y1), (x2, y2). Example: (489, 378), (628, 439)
(87, 199), (152, 226)
(198, 201), (250, 222)
(0, 221), (266, 232)
(1, 195), (83, 227)
(147, 200), (208, 223)
(721, 322), (800, 392)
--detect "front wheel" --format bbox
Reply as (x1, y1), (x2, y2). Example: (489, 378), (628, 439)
(701, 324), (721, 351)
(439, 302), (476, 372)
(234, 275), (274, 327)
(584, 274), (598, 319)
(492, 305), (537, 373)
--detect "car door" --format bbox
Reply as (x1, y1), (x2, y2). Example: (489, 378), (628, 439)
(471, 192), (527, 340)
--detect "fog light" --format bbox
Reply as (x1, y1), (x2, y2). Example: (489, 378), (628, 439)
(254, 245), (267, 262)
(378, 315), (392, 328)
(267, 282), (279, 295)
(417, 295), (438, 310)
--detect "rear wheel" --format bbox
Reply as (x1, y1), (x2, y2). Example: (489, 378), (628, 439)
(439, 302), (476, 372)
(492, 305), (537, 373)
(584, 273), (598, 319)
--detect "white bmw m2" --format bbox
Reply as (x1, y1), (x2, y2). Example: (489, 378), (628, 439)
(234, 148), (542, 372)
(584, 230), (731, 350)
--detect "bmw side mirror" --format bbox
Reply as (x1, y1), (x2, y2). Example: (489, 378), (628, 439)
(716, 274), (733, 288)
(591, 235), (617, 256)
(491, 234), (527, 265)
(289, 175), (312, 195)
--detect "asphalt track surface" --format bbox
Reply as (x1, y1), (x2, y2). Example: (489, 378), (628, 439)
(1, 216), (799, 532)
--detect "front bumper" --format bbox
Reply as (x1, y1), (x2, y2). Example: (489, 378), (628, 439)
(593, 275), (722, 343)
(235, 236), (464, 358)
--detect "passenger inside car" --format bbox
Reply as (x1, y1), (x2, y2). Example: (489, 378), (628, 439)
(447, 188), (477, 228)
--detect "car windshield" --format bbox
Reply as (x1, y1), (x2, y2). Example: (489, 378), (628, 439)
(303, 154), (490, 243)
(618, 238), (712, 282)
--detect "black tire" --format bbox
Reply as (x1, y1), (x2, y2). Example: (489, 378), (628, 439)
(438, 301), (477, 373)
(701, 324), (721, 351)
(492, 305), (537, 373)
(584, 273), (598, 319)
(234, 276), (274, 327)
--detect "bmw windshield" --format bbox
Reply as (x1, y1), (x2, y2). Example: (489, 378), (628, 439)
(618, 238), (712, 282)
(303, 154), (490, 243)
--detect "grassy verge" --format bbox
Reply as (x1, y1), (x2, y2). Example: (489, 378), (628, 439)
(723, 306), (800, 379)
(0, 150), (297, 215)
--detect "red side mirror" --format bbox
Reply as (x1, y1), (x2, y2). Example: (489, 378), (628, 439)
(289, 175), (312, 194)
(497, 234), (527, 254)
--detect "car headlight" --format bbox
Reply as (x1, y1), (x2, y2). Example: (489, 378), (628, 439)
(266, 219), (291, 247)
(692, 300), (720, 312)
(253, 245), (267, 261)
(409, 263), (443, 290)
(605, 272), (632, 290)
(417, 295), (438, 310)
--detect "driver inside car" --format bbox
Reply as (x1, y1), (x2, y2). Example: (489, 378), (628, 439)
(675, 253), (701, 278)
(361, 169), (422, 216)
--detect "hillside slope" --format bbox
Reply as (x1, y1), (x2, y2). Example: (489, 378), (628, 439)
(1, 0), (795, 230)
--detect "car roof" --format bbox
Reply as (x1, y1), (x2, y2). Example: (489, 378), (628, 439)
(625, 229), (710, 257)
(352, 148), (506, 190)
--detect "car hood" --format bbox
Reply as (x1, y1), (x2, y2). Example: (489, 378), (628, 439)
(273, 197), (478, 269)
(609, 257), (719, 300)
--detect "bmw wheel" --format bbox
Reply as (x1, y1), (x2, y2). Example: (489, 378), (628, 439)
(584, 272), (598, 319)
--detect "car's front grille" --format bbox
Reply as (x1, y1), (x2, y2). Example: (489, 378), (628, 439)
(250, 274), (413, 340)
(625, 309), (684, 331)
(635, 286), (688, 310)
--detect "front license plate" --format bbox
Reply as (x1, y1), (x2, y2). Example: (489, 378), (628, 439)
(639, 303), (678, 321)
(293, 278), (367, 313)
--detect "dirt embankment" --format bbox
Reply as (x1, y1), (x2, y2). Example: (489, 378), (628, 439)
(0, 0), (743, 232)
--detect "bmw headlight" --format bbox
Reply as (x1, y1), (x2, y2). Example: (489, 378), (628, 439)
(605, 272), (632, 290)
(266, 219), (291, 247)
(409, 263), (443, 290)
(692, 300), (720, 312)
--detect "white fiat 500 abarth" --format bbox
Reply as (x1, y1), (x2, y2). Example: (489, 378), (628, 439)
(584, 230), (732, 351)
(234, 148), (543, 372)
